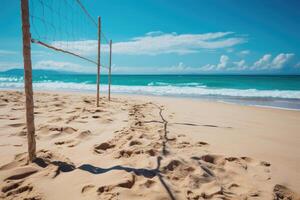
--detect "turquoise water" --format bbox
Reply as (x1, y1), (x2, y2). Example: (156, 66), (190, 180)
(1, 69), (300, 110)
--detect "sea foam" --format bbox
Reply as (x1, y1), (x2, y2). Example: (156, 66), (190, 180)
(1, 81), (300, 99)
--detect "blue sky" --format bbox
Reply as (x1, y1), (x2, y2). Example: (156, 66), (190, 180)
(0, 0), (300, 74)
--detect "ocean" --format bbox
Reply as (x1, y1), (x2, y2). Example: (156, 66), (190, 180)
(1, 69), (300, 110)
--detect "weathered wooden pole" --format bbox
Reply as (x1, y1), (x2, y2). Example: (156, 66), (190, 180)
(108, 40), (112, 101)
(96, 16), (101, 107)
(21, 0), (36, 162)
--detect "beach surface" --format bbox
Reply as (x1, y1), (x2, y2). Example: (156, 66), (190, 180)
(0, 90), (299, 199)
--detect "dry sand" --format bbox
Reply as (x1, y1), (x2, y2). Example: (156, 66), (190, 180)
(0, 90), (299, 200)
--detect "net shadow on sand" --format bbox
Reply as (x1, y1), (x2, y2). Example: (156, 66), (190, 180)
(78, 156), (176, 200)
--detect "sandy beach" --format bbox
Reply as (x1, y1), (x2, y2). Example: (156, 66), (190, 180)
(0, 90), (299, 200)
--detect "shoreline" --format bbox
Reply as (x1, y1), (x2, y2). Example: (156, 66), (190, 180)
(1, 88), (300, 112)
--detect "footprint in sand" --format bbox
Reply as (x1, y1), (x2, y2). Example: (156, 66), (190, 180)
(146, 149), (156, 157)
(0, 114), (10, 119)
(66, 115), (80, 124)
(30, 149), (76, 178)
(94, 142), (115, 154)
(273, 184), (300, 200)
(66, 110), (77, 114)
(49, 108), (63, 112)
(186, 190), (201, 200)
(139, 180), (156, 189)
(129, 140), (142, 146)
(52, 103), (64, 107)
(117, 150), (134, 158)
(1, 182), (40, 199)
(83, 99), (92, 104)
(7, 123), (25, 128)
(1, 181), (23, 194)
(81, 184), (95, 194)
(100, 118), (113, 124)
(11, 108), (24, 111)
(96, 174), (136, 198)
(92, 115), (101, 119)
(0, 153), (28, 171)
(13, 144), (23, 147)
(177, 141), (191, 148)
(161, 159), (196, 182)
(260, 161), (271, 167)
(85, 109), (103, 114)
(94, 109), (103, 113)
(47, 117), (63, 123)
(77, 130), (91, 139)
(4, 166), (39, 181)
(38, 125), (77, 135)
(9, 130), (26, 137)
(75, 120), (88, 124)
(195, 141), (209, 147)
(8, 117), (19, 121)
(54, 139), (78, 148)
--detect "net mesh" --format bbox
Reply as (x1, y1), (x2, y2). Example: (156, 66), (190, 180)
(29, 0), (110, 68)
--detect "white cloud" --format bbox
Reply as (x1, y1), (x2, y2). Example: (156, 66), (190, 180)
(145, 31), (165, 36)
(251, 53), (294, 70)
(31, 50), (52, 57)
(187, 53), (295, 73)
(0, 50), (17, 56)
(200, 55), (229, 71)
(200, 64), (215, 71)
(51, 40), (98, 56)
(271, 53), (294, 69)
(94, 53), (298, 74)
(226, 48), (234, 53)
(34, 60), (95, 73)
(199, 56), (248, 72)
(239, 50), (250, 56)
(217, 55), (229, 70)
(0, 62), (22, 71)
(113, 62), (191, 74)
(51, 31), (246, 56)
(234, 60), (246, 67)
(252, 54), (272, 70)
(159, 62), (192, 73)
(231, 60), (247, 70)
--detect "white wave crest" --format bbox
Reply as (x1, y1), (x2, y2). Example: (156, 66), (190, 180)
(1, 81), (300, 99)
(0, 77), (23, 82)
(147, 81), (205, 87)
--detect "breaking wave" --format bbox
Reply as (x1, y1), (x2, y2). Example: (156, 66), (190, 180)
(1, 81), (300, 99)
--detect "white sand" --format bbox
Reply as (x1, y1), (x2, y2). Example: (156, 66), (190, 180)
(0, 90), (299, 200)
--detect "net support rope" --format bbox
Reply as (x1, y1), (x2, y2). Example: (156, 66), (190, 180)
(31, 38), (98, 65)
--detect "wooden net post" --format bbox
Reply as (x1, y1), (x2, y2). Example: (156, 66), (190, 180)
(108, 40), (112, 101)
(21, 0), (36, 162)
(96, 16), (101, 107)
